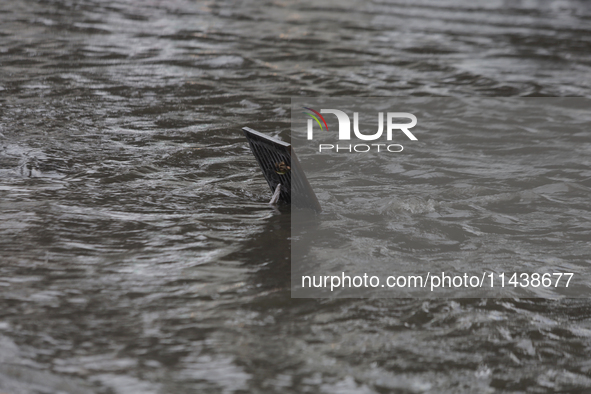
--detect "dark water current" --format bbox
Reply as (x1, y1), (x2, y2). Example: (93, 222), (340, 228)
(1, 0), (591, 393)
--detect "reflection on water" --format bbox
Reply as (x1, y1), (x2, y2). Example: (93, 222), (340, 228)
(1, 0), (591, 392)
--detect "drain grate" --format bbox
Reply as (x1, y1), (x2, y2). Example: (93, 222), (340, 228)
(242, 127), (321, 212)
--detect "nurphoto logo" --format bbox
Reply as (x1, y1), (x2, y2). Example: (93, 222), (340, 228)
(303, 107), (418, 153)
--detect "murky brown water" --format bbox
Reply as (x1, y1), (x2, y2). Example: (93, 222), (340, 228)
(1, 0), (591, 393)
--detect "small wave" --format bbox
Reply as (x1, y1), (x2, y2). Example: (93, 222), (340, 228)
(196, 55), (244, 68)
(378, 197), (438, 215)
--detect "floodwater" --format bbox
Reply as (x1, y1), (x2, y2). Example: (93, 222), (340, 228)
(1, 0), (591, 393)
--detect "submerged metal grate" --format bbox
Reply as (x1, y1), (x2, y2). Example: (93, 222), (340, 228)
(242, 127), (321, 212)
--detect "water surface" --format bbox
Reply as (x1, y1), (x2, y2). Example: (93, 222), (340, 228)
(1, 0), (591, 392)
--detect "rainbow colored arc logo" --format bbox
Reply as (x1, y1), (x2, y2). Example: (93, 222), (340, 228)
(303, 107), (329, 131)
